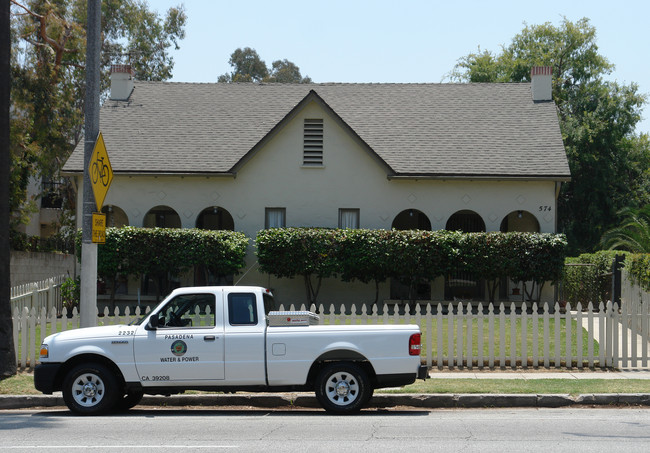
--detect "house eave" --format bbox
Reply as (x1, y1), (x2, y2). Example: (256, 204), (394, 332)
(387, 173), (571, 182)
(61, 170), (237, 178)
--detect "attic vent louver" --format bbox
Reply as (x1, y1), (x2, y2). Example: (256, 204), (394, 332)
(303, 119), (323, 166)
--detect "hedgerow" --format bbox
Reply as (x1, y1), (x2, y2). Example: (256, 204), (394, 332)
(256, 228), (567, 304)
(77, 227), (249, 300)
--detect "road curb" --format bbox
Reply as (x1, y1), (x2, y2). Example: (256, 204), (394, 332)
(2, 393), (650, 410)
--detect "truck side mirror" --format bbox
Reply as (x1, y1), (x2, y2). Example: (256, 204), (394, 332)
(146, 315), (159, 330)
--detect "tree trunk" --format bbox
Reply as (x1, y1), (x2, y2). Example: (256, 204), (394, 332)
(0, 0), (17, 378)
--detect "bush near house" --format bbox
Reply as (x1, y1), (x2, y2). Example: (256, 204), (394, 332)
(559, 251), (650, 304)
(256, 228), (568, 304)
(625, 254), (650, 292)
(77, 227), (249, 300)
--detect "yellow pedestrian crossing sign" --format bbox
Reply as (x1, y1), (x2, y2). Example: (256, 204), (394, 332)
(90, 132), (113, 211)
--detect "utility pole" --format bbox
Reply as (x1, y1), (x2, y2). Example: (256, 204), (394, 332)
(80, 0), (101, 328)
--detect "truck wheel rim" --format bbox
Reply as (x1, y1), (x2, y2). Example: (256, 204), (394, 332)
(72, 373), (105, 407)
(325, 371), (359, 406)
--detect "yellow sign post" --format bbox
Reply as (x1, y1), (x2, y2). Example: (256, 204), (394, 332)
(90, 132), (113, 212)
(92, 212), (106, 244)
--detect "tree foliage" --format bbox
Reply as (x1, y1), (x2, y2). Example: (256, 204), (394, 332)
(600, 205), (650, 253)
(9, 0), (186, 232)
(218, 47), (311, 83)
(449, 17), (648, 254)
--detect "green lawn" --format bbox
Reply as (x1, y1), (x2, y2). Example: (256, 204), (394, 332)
(2, 373), (649, 397)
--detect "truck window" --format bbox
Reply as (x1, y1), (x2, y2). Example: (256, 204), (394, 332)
(228, 293), (257, 325)
(263, 293), (275, 314)
(158, 294), (216, 328)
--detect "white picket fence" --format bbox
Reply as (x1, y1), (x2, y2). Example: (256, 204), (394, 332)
(10, 275), (67, 316)
(11, 297), (650, 370)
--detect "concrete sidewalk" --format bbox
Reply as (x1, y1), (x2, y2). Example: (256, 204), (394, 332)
(428, 369), (650, 380)
(2, 369), (650, 411)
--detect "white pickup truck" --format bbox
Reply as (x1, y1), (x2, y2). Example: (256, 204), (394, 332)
(35, 286), (427, 415)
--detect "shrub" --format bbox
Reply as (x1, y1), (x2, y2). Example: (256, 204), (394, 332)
(60, 277), (80, 313)
(77, 227), (249, 300)
(561, 251), (629, 305)
(256, 228), (567, 304)
(626, 254), (650, 291)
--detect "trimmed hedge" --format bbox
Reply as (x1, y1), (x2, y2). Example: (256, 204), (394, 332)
(626, 254), (650, 292)
(560, 251), (650, 305)
(256, 228), (568, 304)
(77, 227), (249, 299)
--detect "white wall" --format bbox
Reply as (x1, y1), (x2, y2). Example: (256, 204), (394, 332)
(74, 100), (561, 306)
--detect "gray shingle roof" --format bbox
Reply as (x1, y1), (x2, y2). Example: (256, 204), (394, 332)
(63, 82), (570, 179)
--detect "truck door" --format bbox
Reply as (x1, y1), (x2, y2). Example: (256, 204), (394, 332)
(223, 291), (267, 385)
(134, 291), (225, 383)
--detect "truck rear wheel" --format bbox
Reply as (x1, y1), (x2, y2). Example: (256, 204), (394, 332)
(315, 363), (370, 414)
(62, 363), (119, 415)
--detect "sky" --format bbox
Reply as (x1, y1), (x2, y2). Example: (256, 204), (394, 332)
(151, 0), (650, 134)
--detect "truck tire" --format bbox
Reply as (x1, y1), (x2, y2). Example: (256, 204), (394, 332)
(62, 363), (119, 415)
(315, 362), (370, 414)
(115, 389), (144, 412)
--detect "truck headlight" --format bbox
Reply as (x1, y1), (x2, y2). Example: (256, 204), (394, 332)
(39, 344), (48, 359)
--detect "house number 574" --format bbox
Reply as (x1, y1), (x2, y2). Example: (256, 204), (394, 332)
(539, 206), (552, 212)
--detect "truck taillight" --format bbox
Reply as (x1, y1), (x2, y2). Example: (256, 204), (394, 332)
(409, 333), (421, 356)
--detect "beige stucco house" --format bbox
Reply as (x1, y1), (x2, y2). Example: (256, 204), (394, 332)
(63, 65), (570, 307)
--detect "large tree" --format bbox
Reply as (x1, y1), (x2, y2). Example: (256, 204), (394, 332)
(218, 47), (311, 84)
(9, 0), (186, 232)
(449, 18), (648, 253)
(2, 0), (17, 379)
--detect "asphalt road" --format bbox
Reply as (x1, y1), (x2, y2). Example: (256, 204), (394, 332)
(2, 407), (650, 452)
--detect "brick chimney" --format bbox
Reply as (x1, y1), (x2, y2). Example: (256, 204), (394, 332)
(110, 64), (134, 101)
(531, 66), (552, 101)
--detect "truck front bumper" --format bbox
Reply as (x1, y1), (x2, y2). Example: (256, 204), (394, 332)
(34, 363), (62, 394)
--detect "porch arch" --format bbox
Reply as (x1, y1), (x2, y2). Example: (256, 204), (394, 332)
(391, 209), (431, 230)
(445, 210), (486, 232)
(143, 205), (181, 228)
(196, 206), (235, 230)
(101, 205), (129, 227)
(445, 210), (485, 300)
(500, 210), (540, 233)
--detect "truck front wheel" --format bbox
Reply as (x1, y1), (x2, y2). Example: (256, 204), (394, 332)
(315, 363), (370, 414)
(62, 363), (119, 415)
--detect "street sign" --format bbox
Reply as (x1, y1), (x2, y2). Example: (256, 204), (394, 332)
(92, 212), (106, 243)
(90, 132), (113, 211)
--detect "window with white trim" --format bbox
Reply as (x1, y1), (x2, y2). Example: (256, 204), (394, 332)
(303, 119), (323, 166)
(338, 209), (360, 229)
(265, 208), (286, 228)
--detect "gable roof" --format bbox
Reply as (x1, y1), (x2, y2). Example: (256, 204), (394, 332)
(62, 82), (571, 180)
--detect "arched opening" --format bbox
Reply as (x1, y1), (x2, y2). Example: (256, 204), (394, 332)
(143, 205), (181, 228)
(141, 205), (182, 298)
(195, 206), (235, 286)
(445, 209), (486, 232)
(500, 210), (541, 300)
(445, 210), (486, 301)
(196, 206), (235, 231)
(390, 209), (432, 301)
(500, 210), (540, 233)
(391, 209), (432, 230)
(101, 205), (129, 227)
